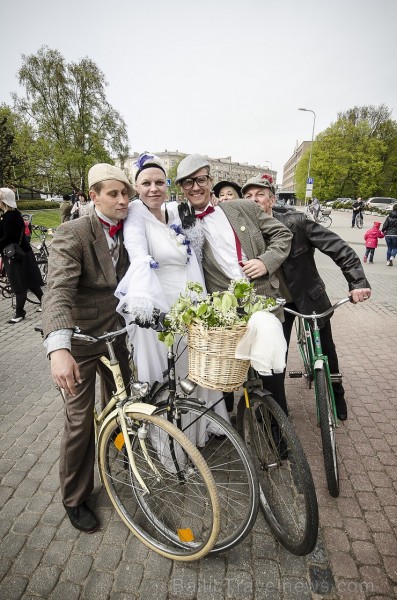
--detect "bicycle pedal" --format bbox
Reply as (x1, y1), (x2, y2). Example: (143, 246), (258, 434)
(289, 371), (303, 378)
(330, 373), (343, 383)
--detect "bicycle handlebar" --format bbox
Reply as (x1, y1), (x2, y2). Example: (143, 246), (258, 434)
(276, 297), (351, 320)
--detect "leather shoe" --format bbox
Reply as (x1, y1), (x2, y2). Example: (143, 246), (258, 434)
(335, 398), (348, 421)
(63, 501), (99, 533)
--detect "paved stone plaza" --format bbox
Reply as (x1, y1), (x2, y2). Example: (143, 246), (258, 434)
(0, 210), (396, 599)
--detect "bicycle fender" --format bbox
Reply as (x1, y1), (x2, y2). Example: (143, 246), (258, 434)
(124, 403), (158, 416)
(99, 403), (157, 438)
(314, 359), (324, 371)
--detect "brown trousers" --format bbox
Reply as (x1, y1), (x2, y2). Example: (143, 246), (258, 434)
(60, 342), (131, 506)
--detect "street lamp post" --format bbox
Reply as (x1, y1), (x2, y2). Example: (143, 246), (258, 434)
(298, 108), (316, 205)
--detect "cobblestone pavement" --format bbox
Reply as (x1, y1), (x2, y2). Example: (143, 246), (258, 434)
(0, 210), (396, 599)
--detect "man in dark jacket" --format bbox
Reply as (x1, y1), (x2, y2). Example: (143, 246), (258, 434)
(242, 175), (372, 421)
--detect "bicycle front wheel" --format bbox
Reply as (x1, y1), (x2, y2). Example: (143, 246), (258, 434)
(152, 384), (259, 554)
(98, 411), (220, 561)
(356, 215), (363, 229)
(315, 368), (339, 497)
(36, 259), (48, 284)
(237, 392), (318, 555)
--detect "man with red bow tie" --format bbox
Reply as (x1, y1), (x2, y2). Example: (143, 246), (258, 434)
(42, 163), (134, 533)
(176, 155), (293, 415)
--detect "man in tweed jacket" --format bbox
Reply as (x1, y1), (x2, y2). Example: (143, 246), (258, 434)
(42, 164), (134, 533)
(175, 155), (293, 414)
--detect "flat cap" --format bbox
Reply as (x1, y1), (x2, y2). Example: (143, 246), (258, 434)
(241, 173), (276, 196)
(88, 163), (134, 198)
(175, 154), (210, 184)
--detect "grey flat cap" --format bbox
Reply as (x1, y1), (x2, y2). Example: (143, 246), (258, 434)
(241, 174), (276, 196)
(175, 154), (210, 184)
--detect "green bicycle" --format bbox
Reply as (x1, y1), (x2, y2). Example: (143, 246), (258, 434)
(287, 298), (351, 497)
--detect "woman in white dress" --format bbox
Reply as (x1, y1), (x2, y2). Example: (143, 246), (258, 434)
(115, 153), (229, 447)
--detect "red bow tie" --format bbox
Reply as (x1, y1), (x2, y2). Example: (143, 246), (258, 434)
(98, 217), (123, 238)
(195, 205), (215, 219)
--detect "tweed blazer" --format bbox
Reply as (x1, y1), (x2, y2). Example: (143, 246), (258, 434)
(201, 200), (292, 300)
(42, 209), (129, 357)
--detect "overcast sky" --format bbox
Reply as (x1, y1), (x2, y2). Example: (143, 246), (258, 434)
(1, 0), (396, 183)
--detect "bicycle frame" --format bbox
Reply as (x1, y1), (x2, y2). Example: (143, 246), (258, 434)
(54, 327), (159, 494)
(283, 298), (350, 423)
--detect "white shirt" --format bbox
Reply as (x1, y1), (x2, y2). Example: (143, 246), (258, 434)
(198, 205), (248, 280)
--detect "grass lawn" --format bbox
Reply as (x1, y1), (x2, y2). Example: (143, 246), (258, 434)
(23, 209), (62, 230)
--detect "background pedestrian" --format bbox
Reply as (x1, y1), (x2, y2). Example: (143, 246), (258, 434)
(0, 187), (44, 323)
(364, 221), (384, 263)
(382, 203), (397, 266)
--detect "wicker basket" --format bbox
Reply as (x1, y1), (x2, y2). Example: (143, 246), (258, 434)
(187, 320), (250, 392)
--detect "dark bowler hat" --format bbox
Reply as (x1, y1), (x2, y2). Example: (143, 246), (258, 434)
(212, 180), (242, 199)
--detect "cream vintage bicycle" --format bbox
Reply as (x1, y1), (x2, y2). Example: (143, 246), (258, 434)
(36, 325), (220, 561)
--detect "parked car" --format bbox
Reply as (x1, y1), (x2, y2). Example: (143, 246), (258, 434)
(365, 197), (397, 211)
(336, 197), (353, 204)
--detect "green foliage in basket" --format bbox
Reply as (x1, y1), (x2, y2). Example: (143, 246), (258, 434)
(158, 278), (277, 347)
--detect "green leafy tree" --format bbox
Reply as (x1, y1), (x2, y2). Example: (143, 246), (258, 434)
(167, 155), (186, 200)
(0, 105), (18, 186)
(13, 46), (130, 193)
(295, 105), (396, 201)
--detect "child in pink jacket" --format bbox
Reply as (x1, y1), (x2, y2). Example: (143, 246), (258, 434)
(364, 221), (384, 263)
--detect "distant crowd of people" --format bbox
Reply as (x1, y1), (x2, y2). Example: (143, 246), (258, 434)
(60, 190), (93, 223)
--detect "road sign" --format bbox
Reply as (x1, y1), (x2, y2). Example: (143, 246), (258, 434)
(305, 188), (313, 198)
(166, 179), (171, 187)
(307, 177), (314, 184)
(306, 183), (313, 192)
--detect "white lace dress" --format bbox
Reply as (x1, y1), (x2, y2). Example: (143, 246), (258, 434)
(115, 200), (229, 448)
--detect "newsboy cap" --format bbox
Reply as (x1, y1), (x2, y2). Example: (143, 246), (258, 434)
(88, 163), (134, 198)
(241, 173), (276, 196)
(175, 154), (210, 184)
(0, 187), (17, 208)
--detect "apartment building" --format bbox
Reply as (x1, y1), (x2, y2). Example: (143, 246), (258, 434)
(281, 141), (311, 191)
(116, 151), (277, 189)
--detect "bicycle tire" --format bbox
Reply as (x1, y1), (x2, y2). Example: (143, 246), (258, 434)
(237, 392), (318, 555)
(315, 368), (339, 497)
(356, 215), (363, 229)
(321, 215), (332, 228)
(36, 259), (48, 285)
(152, 384), (259, 553)
(98, 411), (220, 561)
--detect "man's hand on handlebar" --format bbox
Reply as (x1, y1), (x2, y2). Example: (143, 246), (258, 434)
(349, 288), (371, 303)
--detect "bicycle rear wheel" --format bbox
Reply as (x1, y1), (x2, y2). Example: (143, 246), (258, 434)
(152, 384), (259, 554)
(98, 411), (220, 561)
(315, 368), (339, 497)
(237, 392), (318, 555)
(320, 215), (332, 228)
